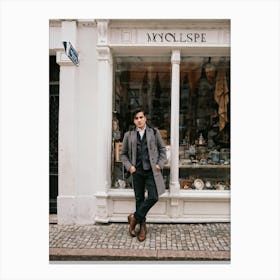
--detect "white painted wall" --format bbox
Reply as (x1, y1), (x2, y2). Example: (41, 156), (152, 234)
(51, 20), (100, 224)
(75, 24), (99, 223)
(49, 25), (62, 52)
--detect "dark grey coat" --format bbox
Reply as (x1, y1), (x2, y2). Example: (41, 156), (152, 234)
(120, 127), (167, 196)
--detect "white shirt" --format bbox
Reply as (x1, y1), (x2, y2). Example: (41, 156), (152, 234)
(136, 125), (146, 140)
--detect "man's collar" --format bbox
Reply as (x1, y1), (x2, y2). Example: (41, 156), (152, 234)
(136, 125), (147, 132)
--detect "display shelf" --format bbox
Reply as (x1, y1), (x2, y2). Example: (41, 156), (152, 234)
(164, 164), (230, 169)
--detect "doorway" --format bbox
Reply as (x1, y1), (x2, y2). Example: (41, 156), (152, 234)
(49, 55), (59, 214)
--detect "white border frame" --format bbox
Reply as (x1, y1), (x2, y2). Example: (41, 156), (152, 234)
(1, 0), (279, 280)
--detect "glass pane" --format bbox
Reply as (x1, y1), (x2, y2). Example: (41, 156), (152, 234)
(179, 57), (230, 191)
(112, 56), (171, 189)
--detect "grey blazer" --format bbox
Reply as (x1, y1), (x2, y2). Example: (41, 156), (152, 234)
(120, 126), (167, 196)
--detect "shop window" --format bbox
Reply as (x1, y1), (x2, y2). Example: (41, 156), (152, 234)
(179, 57), (230, 191)
(112, 57), (171, 189)
(111, 55), (230, 192)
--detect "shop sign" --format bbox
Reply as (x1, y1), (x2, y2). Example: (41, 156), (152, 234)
(138, 29), (223, 45)
(62, 41), (79, 66)
(146, 32), (207, 43)
(110, 28), (230, 45)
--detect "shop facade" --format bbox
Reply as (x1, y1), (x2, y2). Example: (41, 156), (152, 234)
(49, 19), (230, 225)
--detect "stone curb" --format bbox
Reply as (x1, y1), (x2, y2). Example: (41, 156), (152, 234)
(49, 248), (230, 261)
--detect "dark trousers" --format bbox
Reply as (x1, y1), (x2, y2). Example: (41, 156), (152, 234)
(132, 167), (158, 223)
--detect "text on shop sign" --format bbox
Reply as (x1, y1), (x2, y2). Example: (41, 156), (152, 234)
(147, 32), (207, 43)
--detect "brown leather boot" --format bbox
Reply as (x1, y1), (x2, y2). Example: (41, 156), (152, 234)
(127, 214), (137, 237)
(137, 222), (147, 242)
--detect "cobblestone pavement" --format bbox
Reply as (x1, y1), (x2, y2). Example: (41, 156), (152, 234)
(49, 222), (230, 261)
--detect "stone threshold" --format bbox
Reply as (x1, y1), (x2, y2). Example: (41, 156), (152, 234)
(49, 214), (58, 224)
(49, 248), (230, 261)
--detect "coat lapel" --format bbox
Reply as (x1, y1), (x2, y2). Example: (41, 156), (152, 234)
(146, 127), (152, 151)
(130, 130), (137, 165)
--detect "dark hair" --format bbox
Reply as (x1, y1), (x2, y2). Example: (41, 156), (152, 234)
(132, 108), (146, 119)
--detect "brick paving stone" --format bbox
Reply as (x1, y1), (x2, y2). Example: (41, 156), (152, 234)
(49, 222), (230, 260)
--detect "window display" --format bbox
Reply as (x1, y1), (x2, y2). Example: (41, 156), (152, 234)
(112, 57), (171, 189)
(111, 55), (230, 192)
(178, 56), (230, 190)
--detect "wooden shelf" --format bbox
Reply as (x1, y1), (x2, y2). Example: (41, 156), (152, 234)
(115, 162), (230, 169)
(164, 164), (230, 169)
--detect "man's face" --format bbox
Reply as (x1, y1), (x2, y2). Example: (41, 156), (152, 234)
(134, 112), (146, 130)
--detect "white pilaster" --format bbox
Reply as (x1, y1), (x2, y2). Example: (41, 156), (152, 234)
(95, 20), (113, 223)
(97, 19), (109, 45)
(56, 20), (78, 224)
(169, 50), (181, 196)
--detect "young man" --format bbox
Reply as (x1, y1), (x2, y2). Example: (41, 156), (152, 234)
(120, 109), (166, 241)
